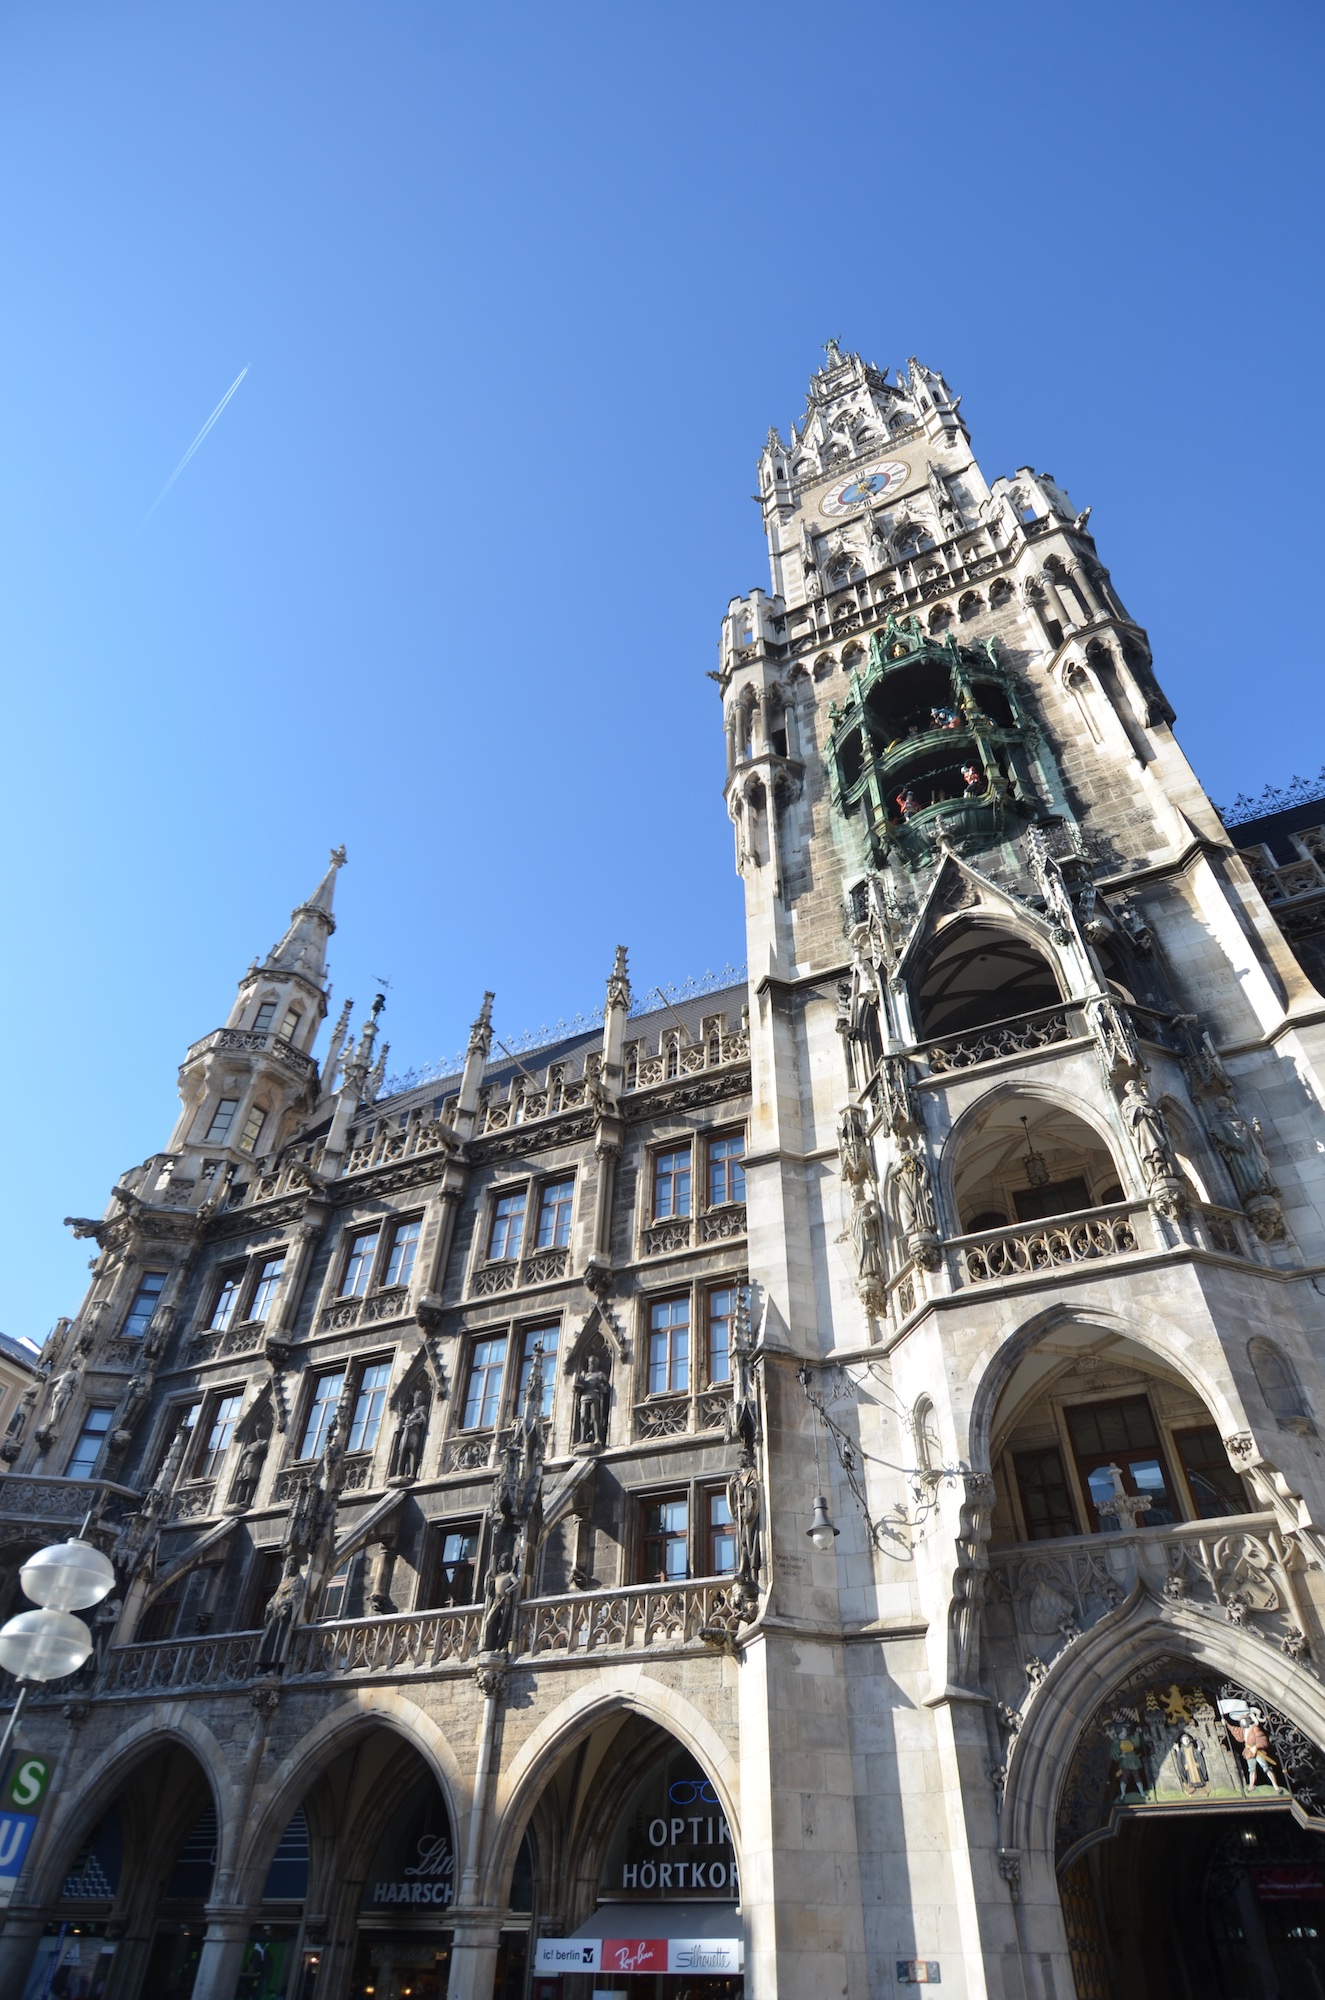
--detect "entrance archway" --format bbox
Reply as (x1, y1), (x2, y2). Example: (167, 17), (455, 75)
(1053, 1654), (1325, 1998)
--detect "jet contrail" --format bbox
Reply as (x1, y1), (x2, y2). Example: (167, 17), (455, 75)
(140, 365), (250, 526)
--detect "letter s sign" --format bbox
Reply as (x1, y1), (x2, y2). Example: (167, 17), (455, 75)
(6, 1759), (49, 1811)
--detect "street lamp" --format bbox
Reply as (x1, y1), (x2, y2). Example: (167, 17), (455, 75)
(0, 1538), (117, 1765)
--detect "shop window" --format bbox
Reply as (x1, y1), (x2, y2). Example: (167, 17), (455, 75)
(1064, 1395), (1178, 1531)
(434, 1525), (481, 1607)
(122, 1272), (167, 1339)
(341, 1230), (380, 1298)
(706, 1288), (736, 1385)
(648, 1298), (690, 1395)
(463, 1338), (508, 1430)
(164, 1803), (218, 1900)
(1013, 1445), (1079, 1540)
(488, 1191), (526, 1262)
(299, 1373), (346, 1460)
(535, 1178), (575, 1249)
(640, 1494), (689, 1582)
(385, 1217), (422, 1287)
(65, 1406), (114, 1480)
(653, 1147), (692, 1220)
(706, 1488), (736, 1576)
(707, 1133), (746, 1207)
(517, 1324), (558, 1418)
(1174, 1426), (1249, 1519)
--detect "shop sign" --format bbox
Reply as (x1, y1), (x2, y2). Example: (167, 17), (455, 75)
(534, 1936), (743, 1975)
(604, 1760), (739, 1898)
(367, 1831), (454, 1909)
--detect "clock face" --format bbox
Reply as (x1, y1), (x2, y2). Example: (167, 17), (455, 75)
(819, 460), (911, 519)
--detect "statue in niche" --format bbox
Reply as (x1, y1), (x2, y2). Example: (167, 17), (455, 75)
(838, 1106), (872, 1191)
(1208, 1098), (1275, 1203)
(480, 1550), (517, 1655)
(229, 1433), (268, 1511)
(1120, 1076), (1178, 1184)
(1090, 995), (1144, 1085)
(41, 1361), (82, 1441)
(390, 1388), (429, 1483)
(112, 1366), (155, 1449)
(897, 1140), (937, 1238)
(851, 1195), (887, 1289)
(573, 1352), (610, 1449)
(258, 1555), (307, 1671)
(1, 1385), (38, 1462)
(728, 1448), (762, 1588)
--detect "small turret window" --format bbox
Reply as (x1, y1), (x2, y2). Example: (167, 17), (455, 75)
(253, 1002), (278, 1032)
(238, 1107), (266, 1154)
(205, 1099), (239, 1143)
(122, 1272), (167, 1338)
(280, 1008), (302, 1044)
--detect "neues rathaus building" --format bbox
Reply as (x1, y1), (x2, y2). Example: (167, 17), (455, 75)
(6, 343), (1325, 2000)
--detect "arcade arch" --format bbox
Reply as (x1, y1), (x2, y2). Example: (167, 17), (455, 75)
(490, 1707), (742, 1996)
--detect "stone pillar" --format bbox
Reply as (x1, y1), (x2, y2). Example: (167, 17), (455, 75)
(445, 1912), (502, 2000)
(185, 1910), (253, 2000)
(0, 1912), (45, 1998)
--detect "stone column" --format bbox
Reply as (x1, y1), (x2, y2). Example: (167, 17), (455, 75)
(0, 1913), (45, 1997)
(445, 1912), (503, 2000)
(188, 1910), (254, 2000)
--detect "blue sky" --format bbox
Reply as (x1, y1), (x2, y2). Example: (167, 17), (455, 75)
(2, 0), (1321, 1342)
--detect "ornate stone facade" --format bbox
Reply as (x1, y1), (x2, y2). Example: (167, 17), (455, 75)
(5, 343), (1325, 2000)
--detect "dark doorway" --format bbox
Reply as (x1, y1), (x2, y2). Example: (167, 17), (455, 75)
(1067, 1807), (1325, 1998)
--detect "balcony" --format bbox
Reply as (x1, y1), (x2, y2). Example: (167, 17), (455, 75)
(318, 1285), (411, 1332)
(469, 1244), (571, 1298)
(183, 1027), (316, 1081)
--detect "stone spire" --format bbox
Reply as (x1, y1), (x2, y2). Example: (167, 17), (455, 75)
(265, 846), (346, 984)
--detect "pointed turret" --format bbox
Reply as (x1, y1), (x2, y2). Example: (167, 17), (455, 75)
(163, 854), (347, 1193)
(266, 844), (346, 983)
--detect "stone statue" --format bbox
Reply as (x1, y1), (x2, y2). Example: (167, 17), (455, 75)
(897, 1141), (937, 1239)
(1, 1385), (38, 1461)
(480, 1552), (517, 1655)
(229, 1435), (267, 1511)
(573, 1354), (610, 1448)
(1120, 1077), (1177, 1184)
(44, 1362), (82, 1434)
(392, 1389), (429, 1482)
(838, 1107), (872, 1191)
(851, 1195), (887, 1286)
(258, 1555), (307, 1671)
(1208, 1098), (1274, 1203)
(113, 1367), (155, 1447)
(727, 1449), (762, 1588)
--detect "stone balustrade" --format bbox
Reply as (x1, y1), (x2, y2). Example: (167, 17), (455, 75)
(88, 1577), (738, 1699)
(183, 1027), (316, 1079)
(922, 1004), (1079, 1074)
(951, 1204), (1144, 1285)
(0, 1475), (101, 1525)
(987, 1510), (1309, 1671)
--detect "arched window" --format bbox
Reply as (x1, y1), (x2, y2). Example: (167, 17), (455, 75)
(952, 1099), (1123, 1230)
(1249, 1338), (1313, 1432)
(913, 1396), (938, 1471)
(913, 921), (1063, 1039)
